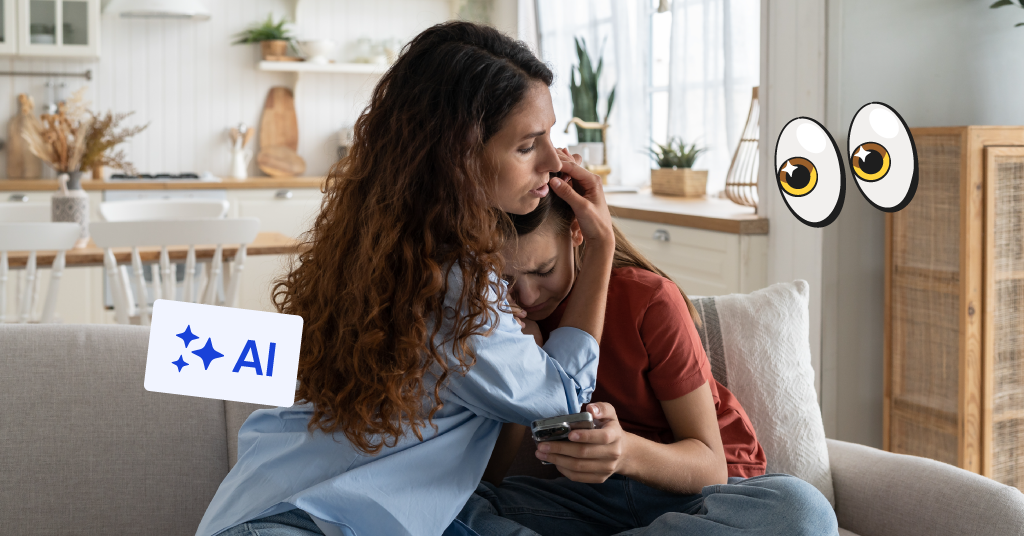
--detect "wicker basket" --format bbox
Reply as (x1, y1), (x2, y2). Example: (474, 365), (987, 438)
(651, 168), (707, 197)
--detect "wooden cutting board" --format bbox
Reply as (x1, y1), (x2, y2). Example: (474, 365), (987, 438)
(7, 94), (42, 178)
(259, 87), (298, 151)
(257, 145), (306, 177)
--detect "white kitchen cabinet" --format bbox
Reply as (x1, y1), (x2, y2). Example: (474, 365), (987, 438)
(13, 0), (99, 57)
(612, 217), (767, 297)
(225, 187), (322, 313)
(0, 0), (17, 54)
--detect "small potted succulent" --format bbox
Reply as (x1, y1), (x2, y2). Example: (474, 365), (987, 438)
(233, 14), (294, 61)
(649, 138), (707, 197)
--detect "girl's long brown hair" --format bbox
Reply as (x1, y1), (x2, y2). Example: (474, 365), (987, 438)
(508, 192), (702, 326)
(273, 22), (553, 454)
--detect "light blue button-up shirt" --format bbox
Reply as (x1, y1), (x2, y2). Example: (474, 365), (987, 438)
(196, 268), (600, 536)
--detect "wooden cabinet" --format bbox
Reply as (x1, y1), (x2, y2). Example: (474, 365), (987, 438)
(885, 126), (1024, 490)
(612, 217), (767, 297)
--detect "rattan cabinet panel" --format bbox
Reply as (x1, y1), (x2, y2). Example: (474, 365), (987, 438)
(885, 127), (1024, 490)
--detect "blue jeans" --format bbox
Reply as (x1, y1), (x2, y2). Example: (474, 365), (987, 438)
(453, 474), (838, 536)
(217, 509), (326, 536)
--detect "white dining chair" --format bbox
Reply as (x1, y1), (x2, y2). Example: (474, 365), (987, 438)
(90, 218), (260, 325)
(98, 199), (231, 317)
(0, 222), (81, 323)
(99, 199), (229, 222)
(0, 202), (51, 223)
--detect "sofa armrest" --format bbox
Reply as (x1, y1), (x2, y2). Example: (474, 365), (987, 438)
(827, 439), (1024, 536)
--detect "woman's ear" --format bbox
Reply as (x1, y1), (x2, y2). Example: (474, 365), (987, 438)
(570, 218), (584, 247)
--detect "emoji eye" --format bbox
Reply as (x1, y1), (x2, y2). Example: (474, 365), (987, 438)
(774, 117), (845, 227)
(847, 102), (918, 212)
(851, 142), (890, 181)
(778, 157), (818, 197)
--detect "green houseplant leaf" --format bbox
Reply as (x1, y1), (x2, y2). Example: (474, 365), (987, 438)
(233, 13), (294, 45)
(649, 137), (706, 169)
(569, 37), (616, 143)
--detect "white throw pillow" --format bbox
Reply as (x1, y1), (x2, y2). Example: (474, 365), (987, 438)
(692, 280), (835, 506)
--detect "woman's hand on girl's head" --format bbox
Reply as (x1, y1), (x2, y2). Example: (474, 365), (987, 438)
(549, 150), (614, 249)
(534, 402), (635, 483)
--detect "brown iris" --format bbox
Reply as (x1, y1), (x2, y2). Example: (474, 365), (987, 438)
(778, 157), (817, 197)
(851, 142), (890, 181)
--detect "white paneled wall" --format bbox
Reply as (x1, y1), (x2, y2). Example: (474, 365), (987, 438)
(0, 0), (451, 179)
(756, 0), (826, 407)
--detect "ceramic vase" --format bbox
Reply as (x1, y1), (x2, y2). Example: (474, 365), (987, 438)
(52, 172), (90, 248)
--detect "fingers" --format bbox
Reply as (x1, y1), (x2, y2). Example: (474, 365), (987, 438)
(536, 448), (616, 483)
(548, 175), (586, 209)
(557, 147), (583, 166)
(586, 402), (616, 421)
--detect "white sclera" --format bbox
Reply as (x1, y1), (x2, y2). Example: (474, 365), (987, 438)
(797, 123), (828, 154)
(869, 107), (900, 139)
(776, 118), (842, 225)
(849, 103), (915, 210)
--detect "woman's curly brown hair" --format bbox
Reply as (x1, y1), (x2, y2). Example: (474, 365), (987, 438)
(272, 21), (553, 454)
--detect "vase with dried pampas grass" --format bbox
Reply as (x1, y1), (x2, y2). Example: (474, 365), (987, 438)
(21, 86), (93, 247)
(21, 86), (92, 185)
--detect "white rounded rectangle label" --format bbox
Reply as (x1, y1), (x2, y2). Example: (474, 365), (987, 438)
(144, 299), (303, 407)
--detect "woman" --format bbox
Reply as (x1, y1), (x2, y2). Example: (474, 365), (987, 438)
(197, 21), (616, 536)
(455, 192), (838, 535)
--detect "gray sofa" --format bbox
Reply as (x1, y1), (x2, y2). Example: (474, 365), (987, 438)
(2, 324), (1023, 535)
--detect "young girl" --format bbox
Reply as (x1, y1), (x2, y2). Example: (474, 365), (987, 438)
(197, 22), (617, 536)
(455, 192), (837, 535)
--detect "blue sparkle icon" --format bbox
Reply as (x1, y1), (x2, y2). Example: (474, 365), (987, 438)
(192, 338), (224, 370)
(176, 325), (199, 348)
(171, 355), (189, 372)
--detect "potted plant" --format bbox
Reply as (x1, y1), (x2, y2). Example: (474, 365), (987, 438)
(568, 37), (615, 167)
(20, 87), (93, 246)
(233, 14), (294, 61)
(649, 137), (707, 197)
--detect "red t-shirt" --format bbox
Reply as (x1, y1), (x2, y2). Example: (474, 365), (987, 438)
(537, 266), (766, 478)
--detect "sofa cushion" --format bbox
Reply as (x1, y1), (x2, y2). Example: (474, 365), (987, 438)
(0, 324), (229, 535)
(693, 281), (835, 506)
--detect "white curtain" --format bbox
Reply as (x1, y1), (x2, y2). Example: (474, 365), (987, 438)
(533, 0), (651, 187)
(667, 0), (759, 194)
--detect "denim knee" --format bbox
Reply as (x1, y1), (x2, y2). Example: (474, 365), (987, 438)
(749, 474), (837, 536)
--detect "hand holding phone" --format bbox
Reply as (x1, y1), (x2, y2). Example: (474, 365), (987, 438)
(531, 412), (596, 442)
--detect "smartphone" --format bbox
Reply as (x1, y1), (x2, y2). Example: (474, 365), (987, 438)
(530, 412), (595, 442)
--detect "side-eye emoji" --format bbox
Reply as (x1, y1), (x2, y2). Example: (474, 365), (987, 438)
(847, 102), (918, 212)
(775, 117), (845, 228)
(774, 102), (918, 227)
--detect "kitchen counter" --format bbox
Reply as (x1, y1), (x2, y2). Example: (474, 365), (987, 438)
(0, 177), (324, 191)
(606, 190), (768, 235)
(1, 179), (768, 235)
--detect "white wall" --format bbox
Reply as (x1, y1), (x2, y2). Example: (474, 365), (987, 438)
(758, 0), (827, 400)
(0, 0), (453, 179)
(820, 0), (1024, 448)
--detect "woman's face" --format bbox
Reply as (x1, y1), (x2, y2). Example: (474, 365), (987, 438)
(502, 219), (584, 321)
(485, 82), (563, 215)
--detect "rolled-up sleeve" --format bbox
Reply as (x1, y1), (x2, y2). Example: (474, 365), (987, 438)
(439, 306), (599, 427)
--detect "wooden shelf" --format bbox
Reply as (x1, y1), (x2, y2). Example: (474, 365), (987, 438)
(257, 61), (388, 75)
